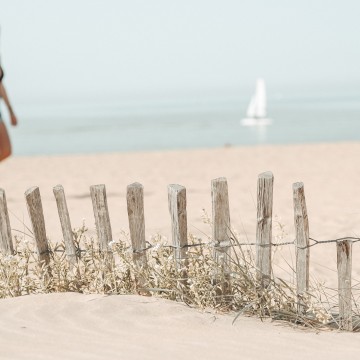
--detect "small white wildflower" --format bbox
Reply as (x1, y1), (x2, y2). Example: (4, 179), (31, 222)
(4, 255), (15, 263)
(152, 243), (161, 251)
(108, 240), (116, 246)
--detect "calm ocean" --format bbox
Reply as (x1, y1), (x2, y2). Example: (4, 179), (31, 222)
(7, 94), (360, 156)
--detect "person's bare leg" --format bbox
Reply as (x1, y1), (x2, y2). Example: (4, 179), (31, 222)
(0, 121), (12, 161)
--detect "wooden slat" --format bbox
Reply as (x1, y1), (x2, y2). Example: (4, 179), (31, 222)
(168, 184), (188, 274)
(53, 185), (77, 266)
(256, 171), (274, 289)
(293, 182), (310, 313)
(337, 240), (352, 331)
(25, 187), (50, 265)
(90, 184), (113, 252)
(127, 183), (147, 268)
(211, 177), (231, 296)
(0, 188), (14, 255)
(127, 183), (149, 295)
(168, 184), (189, 287)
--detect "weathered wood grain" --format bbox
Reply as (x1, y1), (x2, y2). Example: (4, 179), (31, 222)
(53, 185), (77, 266)
(211, 177), (231, 296)
(293, 182), (310, 313)
(168, 184), (188, 273)
(90, 184), (113, 253)
(127, 183), (146, 266)
(256, 171), (274, 289)
(25, 187), (50, 265)
(337, 240), (352, 331)
(0, 189), (14, 255)
(0, 188), (14, 255)
(127, 183), (149, 295)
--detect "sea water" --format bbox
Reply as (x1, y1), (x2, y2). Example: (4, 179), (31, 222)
(7, 94), (360, 156)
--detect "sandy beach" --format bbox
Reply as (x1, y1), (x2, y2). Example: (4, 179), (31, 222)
(1, 142), (360, 358)
(0, 293), (359, 360)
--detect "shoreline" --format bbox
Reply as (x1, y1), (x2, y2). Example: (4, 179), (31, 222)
(11, 139), (360, 159)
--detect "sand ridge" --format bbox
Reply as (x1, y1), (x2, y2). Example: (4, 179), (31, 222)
(0, 293), (359, 360)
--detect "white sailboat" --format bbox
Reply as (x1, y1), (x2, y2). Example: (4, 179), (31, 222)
(241, 78), (272, 126)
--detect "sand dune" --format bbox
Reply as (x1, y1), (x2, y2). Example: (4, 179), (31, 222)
(1, 143), (360, 358)
(0, 293), (359, 360)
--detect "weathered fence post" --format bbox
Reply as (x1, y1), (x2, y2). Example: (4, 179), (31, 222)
(256, 171), (274, 289)
(293, 182), (310, 313)
(211, 177), (231, 297)
(90, 184), (113, 253)
(337, 240), (352, 331)
(0, 189), (14, 255)
(127, 182), (149, 294)
(53, 185), (77, 267)
(25, 187), (50, 265)
(168, 184), (188, 281)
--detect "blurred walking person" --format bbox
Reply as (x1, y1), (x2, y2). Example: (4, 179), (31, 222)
(0, 64), (17, 162)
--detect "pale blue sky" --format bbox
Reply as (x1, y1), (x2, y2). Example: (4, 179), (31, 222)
(0, 0), (359, 105)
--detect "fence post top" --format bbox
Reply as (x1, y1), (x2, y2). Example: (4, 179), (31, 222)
(258, 171), (273, 179)
(211, 177), (227, 184)
(127, 182), (143, 190)
(168, 184), (185, 191)
(337, 239), (352, 256)
(25, 186), (40, 197)
(53, 184), (64, 191)
(293, 182), (304, 190)
(90, 184), (106, 190)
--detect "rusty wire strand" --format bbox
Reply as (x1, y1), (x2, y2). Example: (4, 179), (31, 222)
(70, 236), (360, 254)
(18, 236), (360, 256)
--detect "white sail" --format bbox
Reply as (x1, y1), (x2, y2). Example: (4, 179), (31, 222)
(241, 77), (271, 126)
(253, 78), (266, 118)
(246, 96), (256, 118)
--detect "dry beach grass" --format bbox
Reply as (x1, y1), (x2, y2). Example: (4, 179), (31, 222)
(1, 220), (357, 331)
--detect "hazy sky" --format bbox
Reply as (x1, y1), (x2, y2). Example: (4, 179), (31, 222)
(0, 0), (359, 104)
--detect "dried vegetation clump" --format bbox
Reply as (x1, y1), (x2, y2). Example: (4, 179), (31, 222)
(0, 221), (358, 331)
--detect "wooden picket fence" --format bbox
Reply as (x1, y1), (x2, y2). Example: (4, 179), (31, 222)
(0, 171), (354, 330)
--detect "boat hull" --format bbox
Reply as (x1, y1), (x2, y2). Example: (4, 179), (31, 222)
(241, 118), (272, 126)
